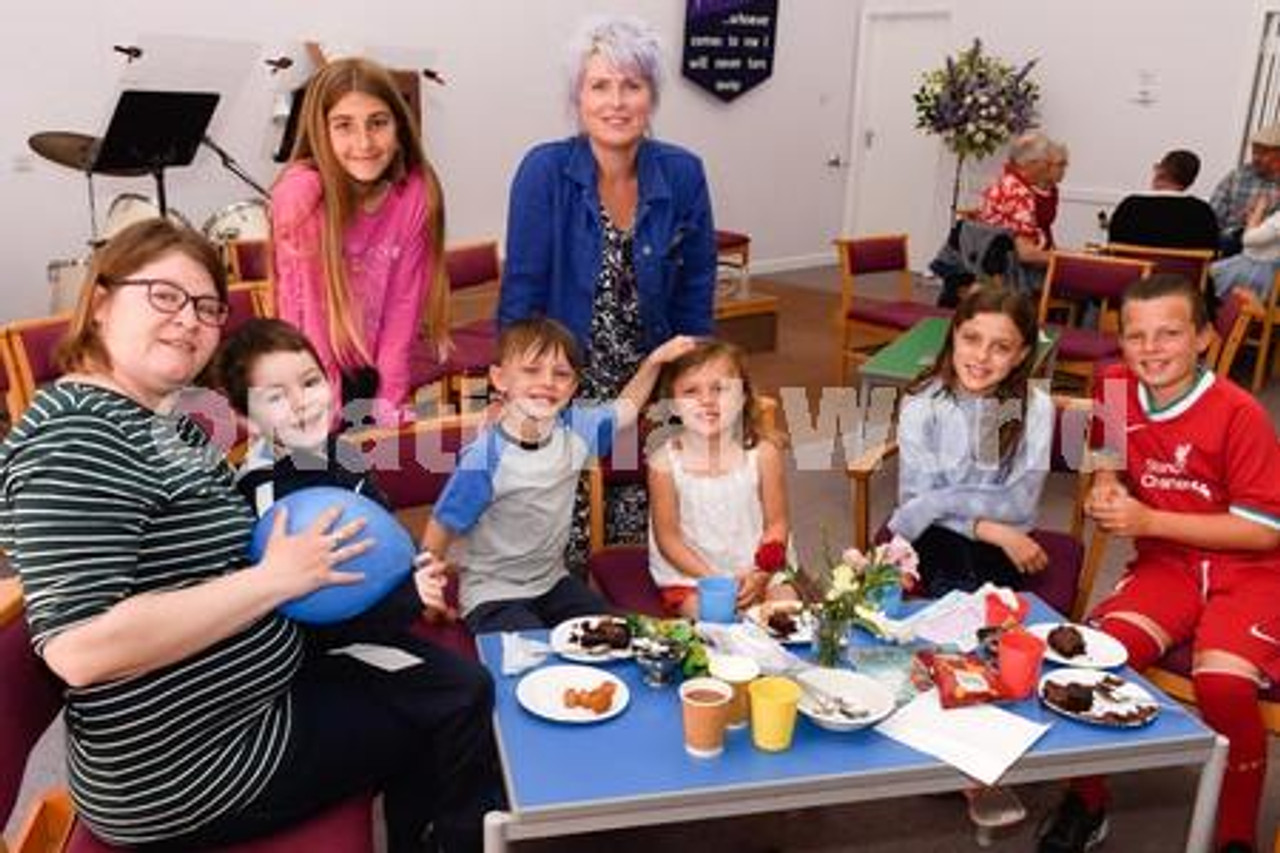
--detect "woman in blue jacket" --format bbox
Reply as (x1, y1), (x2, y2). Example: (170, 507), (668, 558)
(499, 14), (717, 567)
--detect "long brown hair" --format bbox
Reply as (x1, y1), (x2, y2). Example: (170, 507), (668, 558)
(658, 338), (785, 450)
(911, 285), (1039, 467)
(58, 219), (226, 374)
(284, 56), (449, 366)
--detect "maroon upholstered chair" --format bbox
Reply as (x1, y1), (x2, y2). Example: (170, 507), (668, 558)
(227, 238), (271, 284)
(1037, 252), (1153, 394)
(715, 229), (751, 294)
(5, 314), (71, 419)
(847, 395), (1108, 621)
(1206, 289), (1261, 379)
(0, 578), (376, 853)
(833, 235), (950, 383)
(584, 464), (666, 618)
(350, 412), (486, 659)
(408, 241), (502, 408)
(1101, 242), (1214, 293)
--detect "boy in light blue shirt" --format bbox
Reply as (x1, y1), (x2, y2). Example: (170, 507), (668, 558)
(422, 317), (694, 633)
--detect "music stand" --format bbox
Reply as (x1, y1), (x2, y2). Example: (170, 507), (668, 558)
(92, 89), (219, 217)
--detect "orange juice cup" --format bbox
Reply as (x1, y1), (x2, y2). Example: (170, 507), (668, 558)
(748, 676), (802, 752)
(679, 677), (733, 758)
(998, 629), (1047, 700)
(708, 654), (760, 730)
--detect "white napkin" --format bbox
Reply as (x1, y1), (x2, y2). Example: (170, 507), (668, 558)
(500, 632), (551, 676)
(897, 583), (1017, 652)
(696, 621), (806, 675)
(875, 688), (1050, 785)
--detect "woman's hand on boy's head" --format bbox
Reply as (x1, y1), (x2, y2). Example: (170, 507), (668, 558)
(648, 335), (699, 366)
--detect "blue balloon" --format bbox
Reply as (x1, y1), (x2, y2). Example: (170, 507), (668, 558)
(248, 486), (415, 624)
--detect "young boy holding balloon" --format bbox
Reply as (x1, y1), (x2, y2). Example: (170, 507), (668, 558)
(213, 317), (451, 637)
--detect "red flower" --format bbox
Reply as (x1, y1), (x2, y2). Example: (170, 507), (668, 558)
(754, 540), (787, 574)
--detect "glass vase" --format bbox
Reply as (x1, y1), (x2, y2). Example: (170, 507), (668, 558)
(812, 606), (849, 668)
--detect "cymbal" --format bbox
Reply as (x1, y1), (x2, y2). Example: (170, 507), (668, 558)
(28, 131), (151, 176)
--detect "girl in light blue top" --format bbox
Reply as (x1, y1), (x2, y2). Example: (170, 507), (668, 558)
(888, 286), (1053, 598)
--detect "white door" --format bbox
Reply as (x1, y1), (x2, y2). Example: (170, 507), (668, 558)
(844, 9), (953, 272)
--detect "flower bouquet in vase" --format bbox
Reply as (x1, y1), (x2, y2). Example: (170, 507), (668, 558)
(785, 536), (921, 668)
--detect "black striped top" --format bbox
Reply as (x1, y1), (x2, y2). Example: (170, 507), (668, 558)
(0, 383), (302, 845)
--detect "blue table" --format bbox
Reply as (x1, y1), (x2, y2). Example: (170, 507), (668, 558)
(477, 597), (1225, 852)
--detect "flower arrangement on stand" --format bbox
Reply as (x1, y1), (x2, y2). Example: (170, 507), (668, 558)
(913, 38), (1040, 216)
(777, 536), (921, 668)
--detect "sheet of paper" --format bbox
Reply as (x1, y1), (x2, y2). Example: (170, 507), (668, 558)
(329, 643), (424, 672)
(875, 688), (1050, 786)
(899, 590), (985, 651)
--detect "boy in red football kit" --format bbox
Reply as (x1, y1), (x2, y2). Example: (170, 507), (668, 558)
(1038, 275), (1280, 853)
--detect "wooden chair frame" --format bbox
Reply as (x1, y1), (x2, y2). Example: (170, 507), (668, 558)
(1241, 267), (1280, 391)
(1100, 242), (1215, 293)
(4, 314), (72, 420)
(833, 233), (915, 382)
(845, 395), (1110, 621)
(1037, 252), (1153, 394)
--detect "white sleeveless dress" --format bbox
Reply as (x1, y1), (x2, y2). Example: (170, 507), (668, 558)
(648, 445), (764, 589)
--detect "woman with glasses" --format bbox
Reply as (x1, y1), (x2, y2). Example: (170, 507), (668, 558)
(0, 219), (497, 852)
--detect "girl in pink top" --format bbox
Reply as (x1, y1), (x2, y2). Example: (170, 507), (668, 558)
(271, 57), (449, 425)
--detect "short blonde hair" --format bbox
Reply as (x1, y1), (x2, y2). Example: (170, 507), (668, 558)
(566, 15), (664, 117)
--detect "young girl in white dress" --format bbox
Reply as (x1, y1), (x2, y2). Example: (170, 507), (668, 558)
(647, 339), (795, 618)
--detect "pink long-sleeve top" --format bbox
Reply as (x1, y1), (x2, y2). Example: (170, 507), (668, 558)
(271, 163), (433, 423)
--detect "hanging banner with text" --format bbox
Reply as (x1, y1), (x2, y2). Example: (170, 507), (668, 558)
(681, 0), (778, 103)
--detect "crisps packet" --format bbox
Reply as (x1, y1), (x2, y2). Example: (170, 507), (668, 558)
(917, 650), (1004, 708)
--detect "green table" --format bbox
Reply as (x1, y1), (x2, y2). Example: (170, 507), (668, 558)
(859, 316), (1058, 391)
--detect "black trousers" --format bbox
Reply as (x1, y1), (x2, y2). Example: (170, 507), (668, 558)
(913, 524), (1024, 599)
(162, 635), (500, 853)
(465, 574), (612, 634)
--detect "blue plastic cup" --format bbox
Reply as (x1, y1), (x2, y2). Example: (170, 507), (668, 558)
(697, 576), (738, 623)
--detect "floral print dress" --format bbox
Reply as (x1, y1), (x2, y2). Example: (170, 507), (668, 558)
(565, 210), (649, 573)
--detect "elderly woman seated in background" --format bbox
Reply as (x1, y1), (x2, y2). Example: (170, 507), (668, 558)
(0, 219), (496, 852)
(976, 130), (1063, 287)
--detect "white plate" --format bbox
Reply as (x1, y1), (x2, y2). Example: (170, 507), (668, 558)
(795, 668), (896, 732)
(1038, 668), (1159, 728)
(549, 615), (633, 663)
(515, 664), (630, 724)
(1028, 622), (1129, 669)
(744, 601), (816, 645)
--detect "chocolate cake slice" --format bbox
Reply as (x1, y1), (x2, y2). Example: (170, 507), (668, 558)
(1047, 625), (1087, 658)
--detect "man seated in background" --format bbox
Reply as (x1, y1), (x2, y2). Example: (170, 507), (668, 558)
(1107, 149), (1219, 252)
(1209, 124), (1280, 256)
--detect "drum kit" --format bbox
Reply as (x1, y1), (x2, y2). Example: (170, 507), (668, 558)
(30, 129), (269, 312)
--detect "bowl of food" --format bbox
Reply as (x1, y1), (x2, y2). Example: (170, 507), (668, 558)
(632, 637), (685, 687)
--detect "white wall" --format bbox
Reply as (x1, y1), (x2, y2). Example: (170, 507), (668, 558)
(0, 0), (859, 321)
(3, 1), (1271, 321)
(941, 0), (1263, 250)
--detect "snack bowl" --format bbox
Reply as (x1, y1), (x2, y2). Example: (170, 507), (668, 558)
(632, 637), (684, 687)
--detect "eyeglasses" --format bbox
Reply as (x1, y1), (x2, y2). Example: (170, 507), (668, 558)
(101, 277), (230, 328)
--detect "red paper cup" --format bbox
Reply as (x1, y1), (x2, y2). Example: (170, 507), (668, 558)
(997, 629), (1047, 700)
(985, 592), (1029, 627)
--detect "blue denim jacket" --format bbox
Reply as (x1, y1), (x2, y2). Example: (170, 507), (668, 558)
(499, 135), (716, 353)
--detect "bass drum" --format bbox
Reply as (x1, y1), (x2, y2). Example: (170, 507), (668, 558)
(48, 257), (91, 313)
(202, 199), (269, 244)
(102, 193), (192, 240)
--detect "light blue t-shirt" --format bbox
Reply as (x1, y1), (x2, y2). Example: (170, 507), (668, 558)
(433, 404), (617, 615)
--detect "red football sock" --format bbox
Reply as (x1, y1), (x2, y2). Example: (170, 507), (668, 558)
(1193, 670), (1266, 848)
(1065, 616), (1168, 813)
(1094, 614), (1164, 671)
(1067, 774), (1109, 813)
